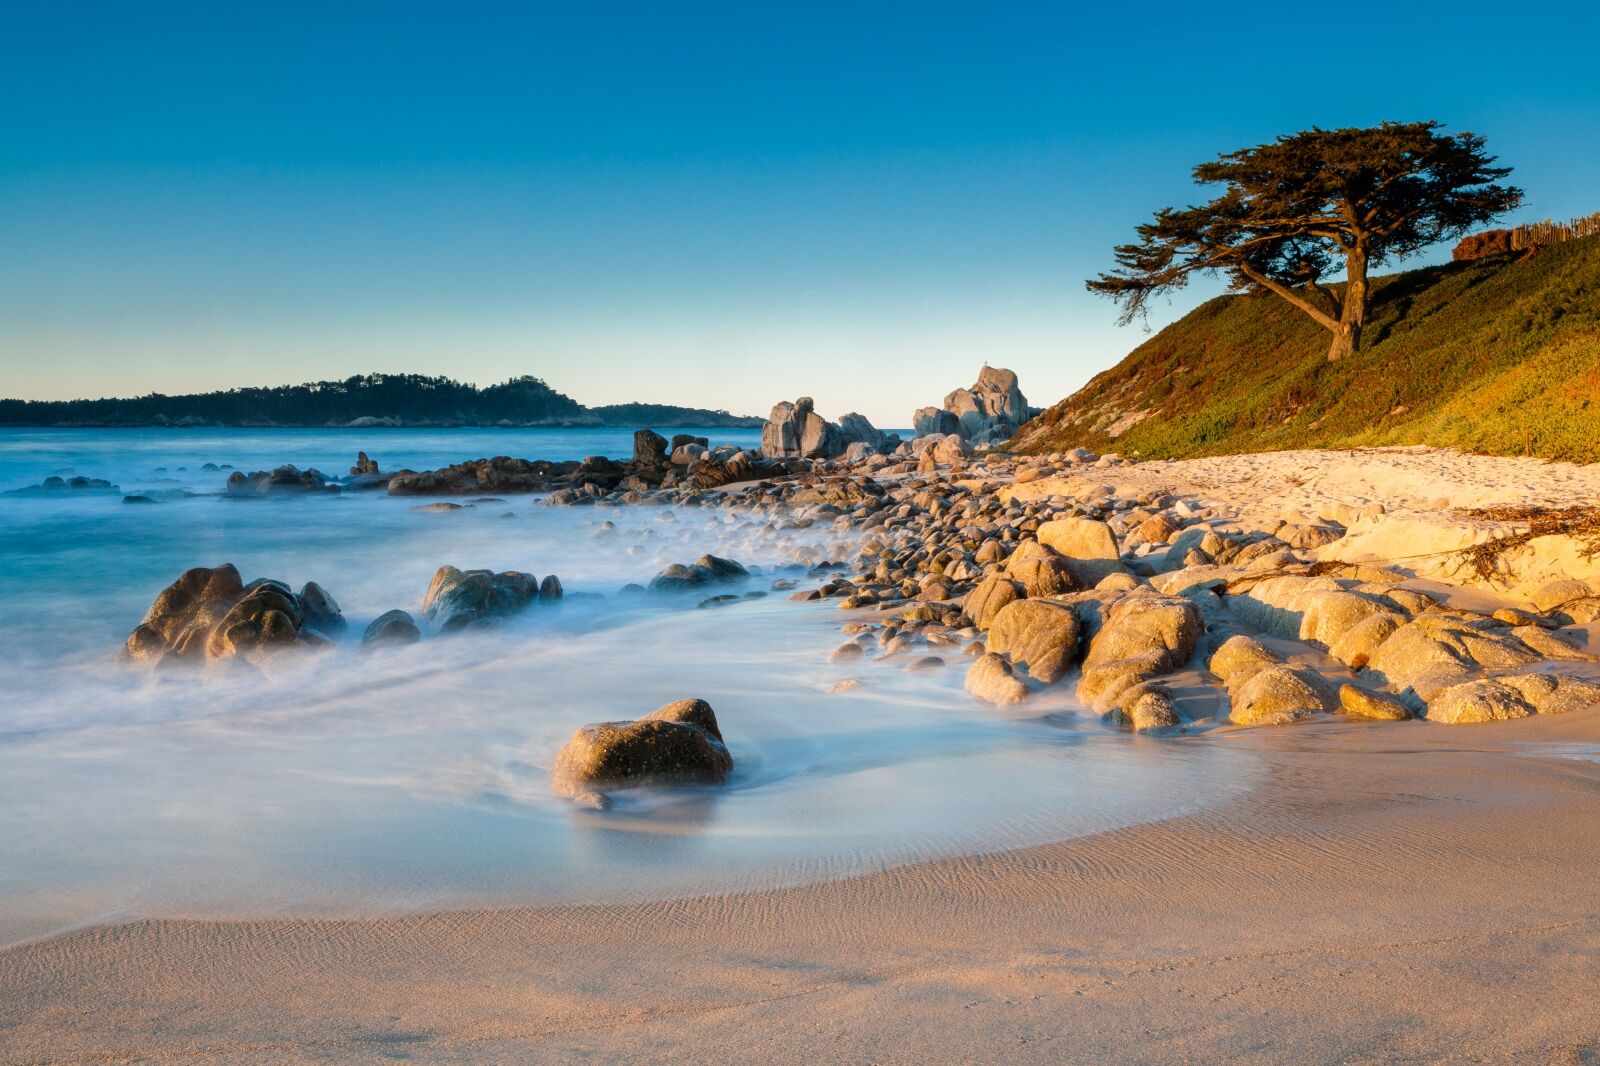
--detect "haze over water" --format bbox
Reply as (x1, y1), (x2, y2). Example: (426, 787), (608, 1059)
(0, 428), (1249, 947)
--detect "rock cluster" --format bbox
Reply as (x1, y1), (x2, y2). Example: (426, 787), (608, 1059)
(226, 465), (336, 495)
(912, 366), (1035, 445)
(123, 564), (342, 666)
(760, 397), (896, 460)
(4, 475), (121, 496)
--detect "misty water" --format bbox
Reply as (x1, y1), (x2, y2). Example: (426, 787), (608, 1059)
(0, 428), (1253, 946)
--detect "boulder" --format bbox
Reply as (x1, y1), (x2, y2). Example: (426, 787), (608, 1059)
(550, 698), (733, 796)
(631, 429), (669, 471)
(1036, 517), (1124, 587)
(350, 451), (380, 475)
(1208, 634), (1279, 691)
(648, 554), (750, 592)
(1229, 664), (1338, 726)
(964, 653), (1029, 706)
(363, 609), (422, 646)
(1081, 595), (1201, 674)
(1105, 682), (1181, 732)
(985, 599), (1081, 684)
(1338, 685), (1411, 721)
(298, 581), (345, 631)
(421, 566), (543, 631)
(122, 564), (333, 665)
(1363, 614), (1549, 702)
(912, 406), (959, 437)
(963, 573), (1023, 629)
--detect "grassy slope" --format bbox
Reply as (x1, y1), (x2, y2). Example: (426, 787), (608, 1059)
(1013, 233), (1600, 463)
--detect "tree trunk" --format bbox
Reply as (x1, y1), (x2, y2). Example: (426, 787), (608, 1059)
(1327, 247), (1369, 361)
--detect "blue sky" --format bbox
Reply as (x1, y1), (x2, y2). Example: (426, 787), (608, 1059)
(3, 1), (1597, 425)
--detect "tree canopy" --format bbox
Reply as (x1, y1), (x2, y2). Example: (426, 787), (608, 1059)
(1087, 121), (1523, 359)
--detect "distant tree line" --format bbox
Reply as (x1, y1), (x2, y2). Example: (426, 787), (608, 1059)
(0, 373), (762, 428)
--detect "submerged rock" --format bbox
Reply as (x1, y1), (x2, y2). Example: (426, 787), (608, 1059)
(648, 554), (749, 592)
(363, 609), (422, 646)
(225, 465), (335, 496)
(551, 698), (733, 796)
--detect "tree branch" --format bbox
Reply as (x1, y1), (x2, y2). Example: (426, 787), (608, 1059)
(1234, 263), (1340, 332)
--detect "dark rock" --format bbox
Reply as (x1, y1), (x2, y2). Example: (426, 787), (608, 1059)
(298, 581), (345, 631)
(350, 451), (380, 476)
(363, 609), (421, 646)
(387, 456), (577, 495)
(5, 475), (121, 497)
(225, 465), (335, 496)
(632, 429), (669, 471)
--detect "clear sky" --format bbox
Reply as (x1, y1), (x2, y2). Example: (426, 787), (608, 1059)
(3, 1), (1597, 425)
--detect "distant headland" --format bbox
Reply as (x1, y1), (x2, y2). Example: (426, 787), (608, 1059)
(0, 373), (764, 429)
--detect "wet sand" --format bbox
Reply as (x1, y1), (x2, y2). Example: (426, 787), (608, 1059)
(5, 707), (1599, 1064)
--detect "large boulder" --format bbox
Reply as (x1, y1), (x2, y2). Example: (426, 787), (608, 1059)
(963, 573), (1023, 629)
(1228, 664), (1338, 726)
(1076, 594), (1202, 714)
(550, 698), (732, 796)
(421, 566), (545, 631)
(1036, 517), (1125, 587)
(985, 599), (1082, 684)
(912, 406), (959, 437)
(123, 564), (335, 666)
(631, 429), (669, 472)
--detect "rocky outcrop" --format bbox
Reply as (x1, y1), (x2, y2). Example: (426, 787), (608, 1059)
(550, 698), (733, 796)
(1425, 672), (1600, 724)
(388, 456), (584, 495)
(4, 475), (121, 496)
(760, 398), (893, 460)
(225, 465), (336, 495)
(123, 564), (337, 666)
(913, 366), (1033, 445)
(421, 565), (560, 632)
(649, 555), (750, 592)
(1451, 229), (1516, 262)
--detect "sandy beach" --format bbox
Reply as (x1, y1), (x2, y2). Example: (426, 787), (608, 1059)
(6, 700), (1599, 1064)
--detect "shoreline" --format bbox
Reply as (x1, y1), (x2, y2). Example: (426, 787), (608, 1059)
(10, 442), (1600, 1061)
(5, 708), (1599, 1062)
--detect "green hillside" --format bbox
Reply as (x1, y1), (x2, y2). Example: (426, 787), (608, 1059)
(1013, 233), (1600, 463)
